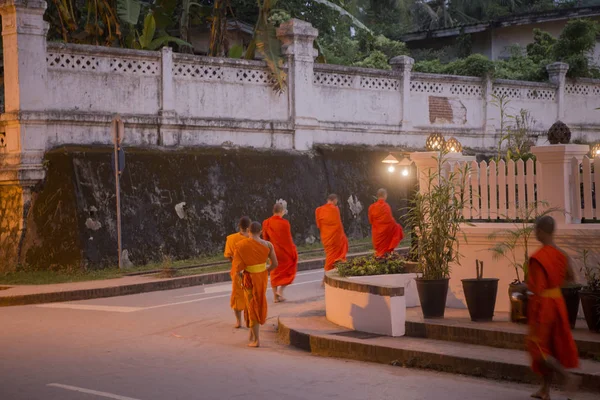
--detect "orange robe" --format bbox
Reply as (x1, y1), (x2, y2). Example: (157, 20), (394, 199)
(368, 199), (404, 258)
(263, 216), (298, 287)
(233, 238), (270, 327)
(526, 246), (579, 375)
(315, 203), (348, 271)
(224, 233), (248, 319)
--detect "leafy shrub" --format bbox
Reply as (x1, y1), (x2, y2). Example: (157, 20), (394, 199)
(337, 252), (407, 277)
(554, 19), (600, 78)
(353, 50), (390, 70)
(414, 54), (494, 78)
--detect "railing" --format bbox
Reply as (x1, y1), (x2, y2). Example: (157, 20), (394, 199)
(572, 156), (600, 223)
(457, 159), (539, 221)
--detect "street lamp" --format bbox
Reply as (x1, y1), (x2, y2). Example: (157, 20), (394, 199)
(382, 153), (399, 174)
(398, 157), (413, 178)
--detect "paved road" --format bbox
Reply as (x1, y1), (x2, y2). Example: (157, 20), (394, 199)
(1, 270), (592, 400)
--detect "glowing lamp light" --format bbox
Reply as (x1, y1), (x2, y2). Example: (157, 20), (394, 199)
(445, 137), (462, 153)
(401, 168), (409, 177)
(387, 165), (396, 173)
(426, 132), (445, 151)
(592, 143), (600, 158)
(381, 153), (399, 164)
(398, 157), (413, 178)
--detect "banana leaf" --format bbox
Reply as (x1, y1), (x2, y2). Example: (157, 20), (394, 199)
(117, 0), (141, 26)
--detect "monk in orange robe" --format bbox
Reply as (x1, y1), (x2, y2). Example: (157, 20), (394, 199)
(263, 202), (298, 303)
(224, 216), (251, 329)
(527, 216), (580, 400)
(368, 188), (404, 258)
(234, 222), (278, 347)
(315, 194), (348, 273)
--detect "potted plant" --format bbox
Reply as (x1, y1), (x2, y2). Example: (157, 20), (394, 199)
(407, 151), (470, 318)
(489, 203), (558, 324)
(580, 249), (600, 332)
(462, 260), (499, 321)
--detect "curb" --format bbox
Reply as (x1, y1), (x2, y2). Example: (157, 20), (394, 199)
(0, 257), (326, 307)
(277, 318), (600, 393)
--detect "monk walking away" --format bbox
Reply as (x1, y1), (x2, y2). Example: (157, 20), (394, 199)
(527, 216), (580, 400)
(263, 203), (298, 303)
(368, 188), (404, 258)
(224, 216), (251, 329)
(233, 222), (278, 347)
(315, 194), (348, 276)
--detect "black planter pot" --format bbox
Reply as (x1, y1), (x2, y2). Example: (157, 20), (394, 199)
(508, 282), (528, 324)
(416, 278), (449, 319)
(561, 285), (582, 330)
(580, 290), (600, 332)
(462, 278), (499, 322)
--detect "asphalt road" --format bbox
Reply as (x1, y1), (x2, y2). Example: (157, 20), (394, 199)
(0, 270), (593, 400)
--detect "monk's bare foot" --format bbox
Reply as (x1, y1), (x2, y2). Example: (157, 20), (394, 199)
(248, 341), (260, 348)
(234, 322), (241, 329)
(273, 294), (281, 303)
(277, 294), (286, 302)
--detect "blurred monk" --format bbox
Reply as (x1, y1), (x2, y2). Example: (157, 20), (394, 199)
(527, 216), (580, 400)
(263, 203), (298, 303)
(234, 222), (278, 347)
(315, 194), (348, 275)
(224, 216), (251, 329)
(368, 188), (404, 258)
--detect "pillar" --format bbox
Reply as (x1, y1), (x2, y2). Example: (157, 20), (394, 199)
(0, 0), (48, 270)
(276, 19), (318, 151)
(531, 144), (589, 225)
(546, 62), (569, 122)
(390, 55), (414, 130)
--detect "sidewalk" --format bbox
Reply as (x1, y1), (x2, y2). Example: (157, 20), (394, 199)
(0, 249), (385, 307)
(278, 302), (600, 393)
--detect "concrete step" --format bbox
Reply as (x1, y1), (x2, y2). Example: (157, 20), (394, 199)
(405, 308), (600, 361)
(278, 308), (600, 393)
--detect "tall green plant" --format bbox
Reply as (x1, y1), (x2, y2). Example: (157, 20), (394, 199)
(406, 151), (471, 280)
(488, 202), (560, 283)
(129, 12), (192, 50)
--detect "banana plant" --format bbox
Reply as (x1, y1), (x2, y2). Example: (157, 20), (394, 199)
(132, 12), (193, 51)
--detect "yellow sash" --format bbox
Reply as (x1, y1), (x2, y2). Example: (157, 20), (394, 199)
(540, 287), (562, 298)
(246, 263), (267, 273)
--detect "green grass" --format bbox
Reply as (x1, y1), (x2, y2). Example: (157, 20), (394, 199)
(0, 236), (406, 286)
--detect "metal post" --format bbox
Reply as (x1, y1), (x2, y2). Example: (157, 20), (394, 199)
(112, 116), (124, 269)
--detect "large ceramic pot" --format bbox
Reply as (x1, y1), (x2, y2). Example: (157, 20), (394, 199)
(561, 284), (582, 330)
(580, 289), (600, 332)
(416, 278), (449, 319)
(508, 282), (528, 324)
(462, 278), (499, 322)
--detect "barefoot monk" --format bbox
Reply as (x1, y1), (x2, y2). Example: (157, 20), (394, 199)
(315, 194), (348, 272)
(224, 216), (251, 329)
(233, 222), (278, 347)
(527, 216), (580, 400)
(368, 188), (404, 258)
(263, 203), (298, 303)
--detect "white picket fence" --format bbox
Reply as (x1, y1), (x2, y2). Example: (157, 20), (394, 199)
(452, 159), (539, 221)
(571, 156), (599, 222)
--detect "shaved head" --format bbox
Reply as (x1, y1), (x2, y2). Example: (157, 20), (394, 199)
(536, 216), (555, 235)
(273, 203), (285, 214)
(250, 221), (262, 235)
(327, 194), (338, 202)
(377, 188), (388, 199)
(535, 215), (555, 244)
(238, 216), (251, 231)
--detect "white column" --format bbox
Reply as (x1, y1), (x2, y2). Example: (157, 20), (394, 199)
(0, 0), (48, 185)
(390, 56), (414, 130)
(531, 144), (589, 225)
(482, 74), (495, 137)
(160, 47), (175, 116)
(276, 19), (318, 151)
(546, 62), (569, 122)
